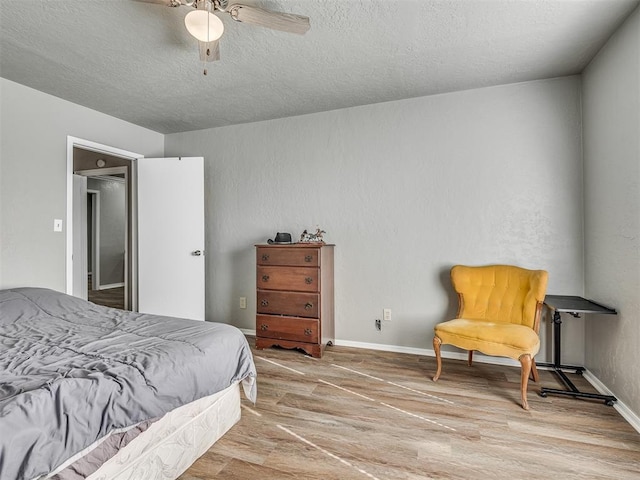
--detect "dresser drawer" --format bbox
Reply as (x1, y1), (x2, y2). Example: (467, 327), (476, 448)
(257, 291), (319, 318)
(256, 247), (319, 267)
(257, 266), (319, 292)
(256, 315), (319, 343)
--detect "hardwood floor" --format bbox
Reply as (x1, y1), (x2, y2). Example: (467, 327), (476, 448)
(181, 341), (640, 480)
(87, 276), (125, 309)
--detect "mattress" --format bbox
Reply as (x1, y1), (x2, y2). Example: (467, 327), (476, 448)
(0, 287), (257, 480)
(50, 382), (242, 480)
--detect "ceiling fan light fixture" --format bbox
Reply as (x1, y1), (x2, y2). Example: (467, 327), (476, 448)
(184, 9), (224, 42)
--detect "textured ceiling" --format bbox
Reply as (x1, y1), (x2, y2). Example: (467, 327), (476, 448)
(1, 0), (638, 134)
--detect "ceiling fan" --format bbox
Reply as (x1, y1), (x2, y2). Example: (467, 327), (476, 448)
(135, 0), (310, 74)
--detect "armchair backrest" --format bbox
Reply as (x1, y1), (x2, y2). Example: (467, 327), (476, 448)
(451, 265), (548, 330)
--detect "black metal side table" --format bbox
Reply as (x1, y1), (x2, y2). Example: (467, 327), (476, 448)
(538, 295), (617, 406)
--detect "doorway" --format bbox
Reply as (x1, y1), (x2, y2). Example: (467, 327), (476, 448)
(77, 171), (127, 309)
(69, 139), (139, 311)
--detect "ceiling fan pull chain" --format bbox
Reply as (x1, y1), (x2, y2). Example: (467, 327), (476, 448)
(203, 0), (211, 75)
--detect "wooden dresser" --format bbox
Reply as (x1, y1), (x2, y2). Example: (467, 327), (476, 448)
(255, 243), (334, 358)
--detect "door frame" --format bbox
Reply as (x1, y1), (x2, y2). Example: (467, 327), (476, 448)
(66, 136), (143, 310)
(72, 174), (88, 301)
(87, 189), (100, 291)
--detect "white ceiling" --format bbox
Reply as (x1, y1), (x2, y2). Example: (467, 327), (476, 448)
(1, 0), (638, 134)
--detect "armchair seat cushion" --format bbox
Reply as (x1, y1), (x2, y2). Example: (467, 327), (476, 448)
(434, 318), (540, 360)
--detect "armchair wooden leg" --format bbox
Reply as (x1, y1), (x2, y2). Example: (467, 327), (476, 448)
(530, 359), (539, 383)
(519, 354), (533, 410)
(433, 336), (442, 382)
(468, 350), (474, 367)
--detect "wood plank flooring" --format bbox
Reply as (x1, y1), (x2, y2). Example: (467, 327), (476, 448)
(87, 276), (125, 309)
(181, 340), (640, 480)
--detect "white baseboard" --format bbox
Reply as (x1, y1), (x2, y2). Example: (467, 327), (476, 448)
(241, 331), (640, 433)
(97, 282), (124, 290)
(582, 370), (640, 433)
(334, 338), (523, 367)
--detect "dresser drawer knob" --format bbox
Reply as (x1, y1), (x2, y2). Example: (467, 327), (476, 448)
(261, 299), (269, 307)
(262, 275), (270, 282)
(262, 254), (269, 261)
(304, 328), (313, 336)
(304, 255), (313, 262)
(260, 324), (269, 331)
(304, 302), (313, 310)
(305, 277), (313, 284)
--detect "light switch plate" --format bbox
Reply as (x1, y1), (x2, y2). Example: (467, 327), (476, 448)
(383, 308), (392, 321)
(54, 219), (63, 232)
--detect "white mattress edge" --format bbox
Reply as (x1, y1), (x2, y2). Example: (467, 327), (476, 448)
(87, 382), (241, 480)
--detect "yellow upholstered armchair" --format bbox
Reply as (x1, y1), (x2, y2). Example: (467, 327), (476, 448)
(433, 265), (548, 410)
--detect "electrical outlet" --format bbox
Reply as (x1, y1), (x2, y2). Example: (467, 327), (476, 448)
(239, 297), (247, 309)
(383, 308), (392, 321)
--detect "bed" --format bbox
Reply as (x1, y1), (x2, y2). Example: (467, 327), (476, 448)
(0, 287), (257, 480)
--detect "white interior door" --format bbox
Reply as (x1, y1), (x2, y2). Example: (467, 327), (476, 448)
(72, 175), (88, 300)
(137, 157), (205, 320)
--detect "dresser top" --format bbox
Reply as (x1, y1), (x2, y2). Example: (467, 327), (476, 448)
(256, 243), (334, 248)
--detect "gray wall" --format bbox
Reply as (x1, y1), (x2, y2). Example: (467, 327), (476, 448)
(87, 177), (126, 287)
(0, 78), (164, 292)
(166, 76), (586, 365)
(583, 7), (640, 417)
(1, 46), (637, 419)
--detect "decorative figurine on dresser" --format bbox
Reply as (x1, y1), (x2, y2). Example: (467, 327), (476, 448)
(256, 231), (334, 358)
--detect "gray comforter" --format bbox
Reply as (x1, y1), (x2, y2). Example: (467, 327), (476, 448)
(0, 287), (257, 480)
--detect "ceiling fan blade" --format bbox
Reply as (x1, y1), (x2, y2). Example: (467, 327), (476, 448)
(132, 0), (188, 7)
(198, 40), (220, 62)
(226, 4), (310, 35)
